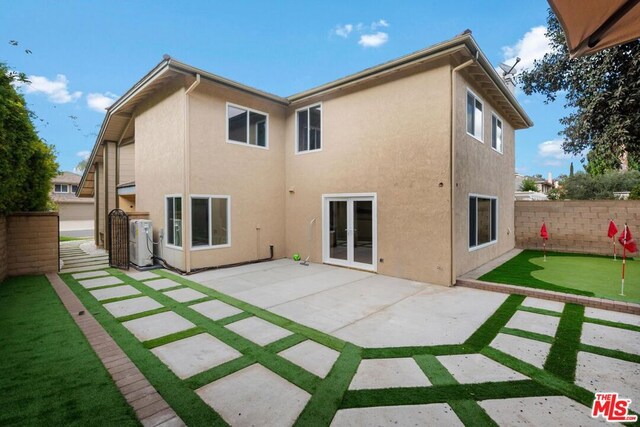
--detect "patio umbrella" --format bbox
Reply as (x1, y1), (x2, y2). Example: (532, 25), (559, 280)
(548, 0), (640, 57)
(540, 222), (549, 262)
(618, 223), (637, 295)
(608, 219), (619, 260)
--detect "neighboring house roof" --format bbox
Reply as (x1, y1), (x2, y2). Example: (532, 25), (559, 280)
(515, 191), (549, 201)
(78, 31), (533, 197)
(53, 171), (81, 185)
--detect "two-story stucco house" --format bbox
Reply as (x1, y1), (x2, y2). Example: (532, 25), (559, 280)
(77, 32), (532, 286)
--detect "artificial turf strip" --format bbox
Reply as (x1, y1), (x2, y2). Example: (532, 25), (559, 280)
(100, 293), (144, 304)
(0, 275), (138, 426)
(465, 294), (525, 351)
(142, 327), (205, 349)
(116, 307), (170, 323)
(413, 355), (497, 427)
(578, 344), (640, 364)
(500, 327), (555, 344)
(294, 343), (361, 427)
(584, 316), (640, 333)
(184, 355), (257, 390)
(216, 311), (253, 326)
(265, 334), (308, 354)
(361, 344), (473, 359)
(518, 305), (562, 317)
(544, 304), (584, 382)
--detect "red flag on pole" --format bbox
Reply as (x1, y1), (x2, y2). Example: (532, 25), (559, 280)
(540, 223), (549, 240)
(619, 225), (638, 253)
(608, 220), (618, 260)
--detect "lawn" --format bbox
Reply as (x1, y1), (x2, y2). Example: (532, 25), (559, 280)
(0, 275), (138, 426)
(480, 250), (640, 304)
(59, 236), (88, 242)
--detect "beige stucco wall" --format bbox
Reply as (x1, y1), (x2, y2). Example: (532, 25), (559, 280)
(285, 62), (453, 285)
(58, 201), (94, 221)
(118, 143), (135, 185)
(516, 200), (640, 255)
(6, 213), (59, 277)
(453, 72), (517, 277)
(188, 82), (287, 269)
(134, 78), (186, 269)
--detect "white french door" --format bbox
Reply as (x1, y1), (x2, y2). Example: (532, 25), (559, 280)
(322, 193), (377, 271)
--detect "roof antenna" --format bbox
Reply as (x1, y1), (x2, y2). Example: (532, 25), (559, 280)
(498, 57), (520, 94)
(162, 54), (171, 61)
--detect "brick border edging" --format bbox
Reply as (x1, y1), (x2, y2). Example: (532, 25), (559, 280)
(46, 274), (184, 427)
(456, 277), (640, 315)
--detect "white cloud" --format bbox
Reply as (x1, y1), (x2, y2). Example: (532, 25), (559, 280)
(86, 92), (118, 112)
(502, 26), (552, 72)
(538, 139), (572, 166)
(371, 19), (389, 30)
(334, 24), (353, 38)
(358, 32), (389, 48)
(21, 74), (82, 103)
(76, 150), (90, 159)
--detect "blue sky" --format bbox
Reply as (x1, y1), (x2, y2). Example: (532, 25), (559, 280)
(1, 0), (582, 178)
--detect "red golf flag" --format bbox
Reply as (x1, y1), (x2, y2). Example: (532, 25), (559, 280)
(540, 223), (549, 240)
(618, 225), (638, 253)
(608, 220), (618, 238)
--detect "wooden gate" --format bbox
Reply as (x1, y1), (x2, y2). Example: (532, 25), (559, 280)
(108, 209), (129, 269)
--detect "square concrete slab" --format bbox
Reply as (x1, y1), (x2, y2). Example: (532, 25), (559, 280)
(72, 270), (110, 280)
(226, 317), (292, 346)
(122, 311), (195, 342)
(103, 296), (163, 318)
(585, 307), (640, 328)
(144, 278), (182, 291)
(164, 288), (207, 303)
(196, 364), (310, 427)
(126, 270), (160, 281)
(151, 333), (241, 379)
(190, 300), (243, 321)
(278, 340), (340, 378)
(331, 403), (462, 426)
(480, 396), (606, 426)
(349, 358), (430, 390)
(581, 323), (640, 355)
(90, 285), (141, 301)
(576, 351), (640, 409)
(489, 333), (552, 369)
(521, 297), (565, 313)
(436, 354), (528, 384)
(505, 311), (560, 337)
(79, 276), (123, 289)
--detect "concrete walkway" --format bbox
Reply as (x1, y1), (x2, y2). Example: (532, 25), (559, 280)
(59, 239), (108, 273)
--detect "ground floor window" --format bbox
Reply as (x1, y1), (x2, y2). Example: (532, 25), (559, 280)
(191, 195), (230, 248)
(469, 195), (497, 249)
(166, 196), (182, 247)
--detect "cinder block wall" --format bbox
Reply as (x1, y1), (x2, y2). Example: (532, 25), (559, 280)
(0, 216), (6, 282)
(6, 212), (59, 277)
(515, 200), (640, 255)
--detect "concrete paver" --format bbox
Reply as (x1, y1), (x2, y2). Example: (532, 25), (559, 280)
(144, 278), (182, 291)
(349, 358), (430, 390)
(164, 288), (207, 303)
(90, 285), (141, 301)
(436, 354), (528, 384)
(151, 334), (241, 379)
(72, 270), (110, 280)
(226, 316), (292, 346)
(189, 299), (243, 321)
(278, 340), (340, 378)
(581, 322), (640, 355)
(79, 276), (124, 289)
(575, 351), (640, 409)
(505, 310), (560, 337)
(122, 312), (195, 342)
(196, 364), (310, 427)
(126, 271), (161, 281)
(521, 297), (565, 313)
(331, 404), (462, 426)
(489, 333), (551, 369)
(585, 307), (640, 327)
(103, 297), (163, 318)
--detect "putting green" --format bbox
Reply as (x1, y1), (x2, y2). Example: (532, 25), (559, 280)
(480, 251), (640, 304)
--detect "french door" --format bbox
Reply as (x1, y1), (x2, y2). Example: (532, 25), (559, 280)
(323, 194), (377, 271)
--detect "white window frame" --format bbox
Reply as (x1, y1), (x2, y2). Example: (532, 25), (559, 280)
(466, 88), (484, 143)
(225, 102), (269, 150)
(189, 194), (231, 251)
(165, 194), (183, 250)
(491, 113), (504, 154)
(468, 193), (498, 251)
(295, 103), (323, 155)
(54, 184), (69, 193)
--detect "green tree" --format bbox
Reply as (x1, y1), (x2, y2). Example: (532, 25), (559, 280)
(520, 178), (538, 192)
(519, 9), (640, 172)
(629, 185), (640, 200)
(0, 62), (58, 214)
(76, 158), (88, 173)
(562, 170), (640, 200)
(569, 162), (574, 177)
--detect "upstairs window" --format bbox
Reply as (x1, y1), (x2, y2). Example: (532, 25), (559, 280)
(227, 103), (268, 148)
(54, 184), (69, 193)
(296, 104), (322, 153)
(491, 114), (503, 153)
(466, 90), (483, 141)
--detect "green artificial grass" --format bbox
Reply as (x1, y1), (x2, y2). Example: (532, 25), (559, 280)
(0, 275), (138, 426)
(544, 304), (584, 382)
(59, 236), (88, 242)
(465, 294), (525, 351)
(480, 250), (640, 303)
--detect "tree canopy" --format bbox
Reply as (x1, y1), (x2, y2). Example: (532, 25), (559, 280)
(0, 62), (58, 215)
(559, 170), (640, 200)
(520, 178), (538, 192)
(519, 9), (640, 174)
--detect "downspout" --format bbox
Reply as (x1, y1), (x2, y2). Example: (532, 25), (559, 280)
(450, 56), (475, 286)
(183, 74), (201, 273)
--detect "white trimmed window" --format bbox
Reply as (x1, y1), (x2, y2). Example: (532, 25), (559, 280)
(72, 185), (79, 193)
(466, 90), (483, 141)
(54, 184), (69, 193)
(227, 103), (268, 148)
(491, 114), (503, 153)
(296, 104), (322, 153)
(469, 195), (497, 249)
(191, 195), (230, 248)
(166, 196), (183, 248)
